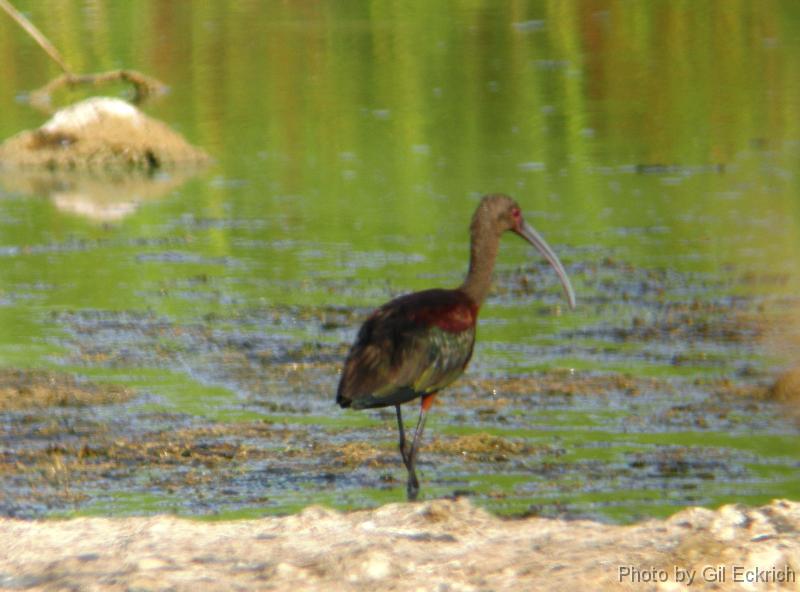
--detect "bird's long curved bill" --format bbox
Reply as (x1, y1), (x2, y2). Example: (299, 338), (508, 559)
(518, 220), (576, 309)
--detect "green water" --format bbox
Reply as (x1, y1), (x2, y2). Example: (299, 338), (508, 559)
(0, 1), (798, 521)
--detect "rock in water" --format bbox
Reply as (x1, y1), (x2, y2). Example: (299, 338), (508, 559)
(0, 97), (210, 171)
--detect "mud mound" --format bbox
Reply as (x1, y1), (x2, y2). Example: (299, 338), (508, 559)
(770, 366), (800, 425)
(0, 498), (797, 591)
(771, 366), (800, 403)
(0, 97), (209, 171)
(0, 368), (131, 411)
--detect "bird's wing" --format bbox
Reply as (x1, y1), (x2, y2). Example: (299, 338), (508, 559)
(336, 290), (477, 409)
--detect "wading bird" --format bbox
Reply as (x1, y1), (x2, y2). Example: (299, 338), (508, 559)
(336, 194), (576, 501)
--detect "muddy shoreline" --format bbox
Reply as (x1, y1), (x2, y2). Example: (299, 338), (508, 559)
(1, 268), (799, 520)
(1, 359), (795, 521)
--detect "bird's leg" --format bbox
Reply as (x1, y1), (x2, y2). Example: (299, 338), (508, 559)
(406, 393), (436, 501)
(395, 405), (412, 468)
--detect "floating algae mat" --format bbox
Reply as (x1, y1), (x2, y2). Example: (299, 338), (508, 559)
(0, 260), (797, 521)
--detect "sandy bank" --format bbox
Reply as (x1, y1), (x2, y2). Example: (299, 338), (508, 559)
(0, 498), (797, 591)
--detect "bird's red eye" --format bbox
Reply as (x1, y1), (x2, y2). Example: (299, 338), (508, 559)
(509, 206), (523, 230)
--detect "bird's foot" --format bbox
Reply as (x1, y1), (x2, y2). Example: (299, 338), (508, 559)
(406, 470), (420, 501)
(406, 481), (419, 501)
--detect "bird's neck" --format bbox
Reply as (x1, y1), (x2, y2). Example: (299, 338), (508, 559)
(459, 222), (501, 308)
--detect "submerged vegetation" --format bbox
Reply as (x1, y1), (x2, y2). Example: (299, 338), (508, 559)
(0, 261), (796, 520)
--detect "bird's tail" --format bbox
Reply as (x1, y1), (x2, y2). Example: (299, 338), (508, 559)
(335, 382), (351, 408)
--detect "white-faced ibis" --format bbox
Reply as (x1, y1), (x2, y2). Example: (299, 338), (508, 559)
(336, 194), (576, 500)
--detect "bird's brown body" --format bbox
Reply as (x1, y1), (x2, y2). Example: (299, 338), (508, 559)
(336, 194), (575, 500)
(337, 288), (477, 410)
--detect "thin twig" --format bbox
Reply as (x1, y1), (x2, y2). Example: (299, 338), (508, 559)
(28, 69), (168, 113)
(0, 0), (71, 74)
(0, 0), (168, 114)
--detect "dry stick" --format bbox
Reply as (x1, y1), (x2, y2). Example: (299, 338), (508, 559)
(28, 70), (168, 112)
(0, 0), (72, 74)
(0, 0), (167, 113)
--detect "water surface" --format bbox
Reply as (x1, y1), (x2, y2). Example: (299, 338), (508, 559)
(0, 1), (798, 521)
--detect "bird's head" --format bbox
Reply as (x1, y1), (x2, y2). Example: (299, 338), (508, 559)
(474, 193), (577, 309)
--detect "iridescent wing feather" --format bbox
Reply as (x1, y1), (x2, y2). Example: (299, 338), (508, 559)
(336, 289), (477, 410)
